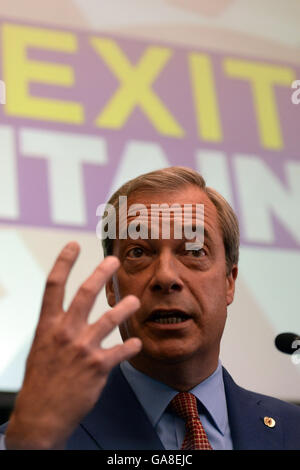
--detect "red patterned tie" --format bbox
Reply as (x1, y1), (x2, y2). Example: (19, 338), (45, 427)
(170, 392), (212, 450)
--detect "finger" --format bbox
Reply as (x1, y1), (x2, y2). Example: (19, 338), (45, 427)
(67, 256), (120, 324)
(40, 242), (80, 319)
(91, 295), (140, 344)
(101, 337), (142, 371)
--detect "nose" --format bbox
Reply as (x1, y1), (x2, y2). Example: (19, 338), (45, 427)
(149, 251), (184, 294)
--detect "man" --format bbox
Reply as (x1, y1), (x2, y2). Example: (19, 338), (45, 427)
(1, 166), (300, 450)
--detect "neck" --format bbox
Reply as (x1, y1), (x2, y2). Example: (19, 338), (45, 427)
(129, 353), (219, 391)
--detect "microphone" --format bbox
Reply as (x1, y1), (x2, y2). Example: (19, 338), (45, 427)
(275, 332), (300, 355)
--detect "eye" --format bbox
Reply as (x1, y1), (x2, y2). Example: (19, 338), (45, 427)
(126, 247), (145, 258)
(186, 247), (206, 258)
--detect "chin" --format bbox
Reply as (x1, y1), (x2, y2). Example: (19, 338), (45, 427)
(143, 344), (201, 364)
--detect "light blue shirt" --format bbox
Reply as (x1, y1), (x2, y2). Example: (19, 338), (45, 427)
(120, 360), (233, 450)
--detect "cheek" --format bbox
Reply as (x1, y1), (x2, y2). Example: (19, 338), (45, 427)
(190, 274), (228, 311)
(118, 270), (150, 298)
(117, 273), (135, 296)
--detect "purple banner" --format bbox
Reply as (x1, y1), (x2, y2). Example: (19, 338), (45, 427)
(0, 18), (299, 250)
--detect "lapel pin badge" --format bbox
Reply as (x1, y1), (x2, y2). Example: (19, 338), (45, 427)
(264, 416), (276, 428)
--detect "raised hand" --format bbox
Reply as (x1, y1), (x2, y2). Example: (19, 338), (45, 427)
(5, 242), (142, 449)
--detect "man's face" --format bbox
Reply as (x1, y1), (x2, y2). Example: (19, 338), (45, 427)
(106, 186), (237, 367)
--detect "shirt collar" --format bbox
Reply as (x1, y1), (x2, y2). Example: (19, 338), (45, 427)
(120, 360), (228, 436)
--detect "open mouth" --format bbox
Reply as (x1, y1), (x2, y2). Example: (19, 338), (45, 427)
(148, 310), (192, 324)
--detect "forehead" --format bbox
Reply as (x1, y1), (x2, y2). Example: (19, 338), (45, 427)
(125, 186), (221, 237)
(127, 186), (216, 217)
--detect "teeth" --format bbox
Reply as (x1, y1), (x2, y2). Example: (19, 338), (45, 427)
(153, 317), (186, 324)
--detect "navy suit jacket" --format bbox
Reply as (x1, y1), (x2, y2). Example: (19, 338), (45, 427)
(1, 366), (300, 449)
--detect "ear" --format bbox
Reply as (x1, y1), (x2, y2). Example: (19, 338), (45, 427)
(226, 265), (238, 306)
(105, 278), (116, 307)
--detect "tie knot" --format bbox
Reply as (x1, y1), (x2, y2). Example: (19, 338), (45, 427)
(170, 392), (199, 422)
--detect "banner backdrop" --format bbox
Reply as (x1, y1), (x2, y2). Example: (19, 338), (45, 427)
(0, 18), (300, 397)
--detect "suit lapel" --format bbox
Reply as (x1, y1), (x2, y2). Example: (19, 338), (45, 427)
(80, 365), (165, 450)
(69, 365), (285, 450)
(223, 368), (284, 450)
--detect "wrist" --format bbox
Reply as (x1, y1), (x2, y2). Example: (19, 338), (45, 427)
(5, 412), (66, 450)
